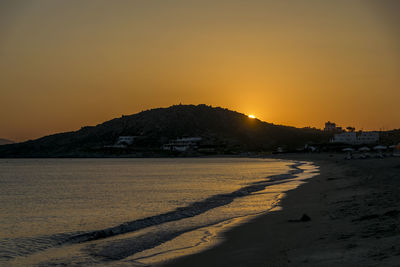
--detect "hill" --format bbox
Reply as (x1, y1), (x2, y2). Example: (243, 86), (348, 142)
(0, 104), (331, 157)
(0, 138), (14, 146)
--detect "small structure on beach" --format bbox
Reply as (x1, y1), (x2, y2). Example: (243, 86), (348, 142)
(342, 147), (354, 159)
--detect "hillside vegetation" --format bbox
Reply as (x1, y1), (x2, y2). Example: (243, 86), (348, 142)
(0, 105), (331, 157)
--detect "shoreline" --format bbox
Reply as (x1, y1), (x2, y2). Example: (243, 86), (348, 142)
(139, 159), (317, 265)
(0, 157), (315, 266)
(163, 153), (400, 266)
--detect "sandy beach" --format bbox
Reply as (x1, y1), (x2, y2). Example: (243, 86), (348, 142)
(163, 153), (400, 266)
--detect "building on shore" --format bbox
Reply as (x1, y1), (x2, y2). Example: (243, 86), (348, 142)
(104, 136), (138, 148)
(331, 131), (379, 145)
(116, 136), (137, 145)
(162, 137), (202, 152)
(324, 121), (343, 132)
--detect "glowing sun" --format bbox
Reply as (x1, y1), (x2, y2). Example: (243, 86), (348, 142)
(248, 114), (256, 119)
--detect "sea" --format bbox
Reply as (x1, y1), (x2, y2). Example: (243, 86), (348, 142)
(0, 158), (318, 266)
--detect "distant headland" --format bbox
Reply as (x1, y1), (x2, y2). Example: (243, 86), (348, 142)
(0, 104), (399, 158)
(0, 138), (14, 146)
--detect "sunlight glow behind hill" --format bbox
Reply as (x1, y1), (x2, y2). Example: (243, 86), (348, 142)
(0, 1), (399, 141)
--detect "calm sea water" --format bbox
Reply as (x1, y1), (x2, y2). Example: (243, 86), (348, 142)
(0, 158), (318, 266)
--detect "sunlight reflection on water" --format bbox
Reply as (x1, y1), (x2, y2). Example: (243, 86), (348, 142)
(0, 158), (318, 266)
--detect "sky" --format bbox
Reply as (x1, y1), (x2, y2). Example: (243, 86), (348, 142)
(1, 0), (400, 142)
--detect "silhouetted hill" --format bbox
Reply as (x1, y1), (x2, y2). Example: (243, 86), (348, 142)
(0, 138), (14, 146)
(0, 104), (331, 157)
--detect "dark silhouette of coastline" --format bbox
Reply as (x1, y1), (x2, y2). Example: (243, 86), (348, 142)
(0, 104), (331, 157)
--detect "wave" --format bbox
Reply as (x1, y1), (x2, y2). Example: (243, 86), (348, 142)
(66, 162), (305, 244)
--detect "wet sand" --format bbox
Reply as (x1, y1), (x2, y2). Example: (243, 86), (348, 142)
(163, 153), (400, 266)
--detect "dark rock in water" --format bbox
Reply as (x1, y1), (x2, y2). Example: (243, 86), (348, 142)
(300, 213), (311, 222)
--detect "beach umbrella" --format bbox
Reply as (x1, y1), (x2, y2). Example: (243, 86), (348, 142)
(358, 147), (370, 152)
(373, 145), (387, 150)
(309, 146), (317, 152)
(342, 148), (353, 160)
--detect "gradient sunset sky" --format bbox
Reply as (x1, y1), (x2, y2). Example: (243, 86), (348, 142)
(1, 1), (399, 142)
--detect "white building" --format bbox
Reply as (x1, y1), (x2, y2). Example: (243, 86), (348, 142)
(104, 136), (137, 148)
(176, 137), (202, 142)
(162, 137), (202, 152)
(331, 132), (357, 144)
(331, 132), (379, 145)
(117, 136), (136, 145)
(357, 132), (380, 144)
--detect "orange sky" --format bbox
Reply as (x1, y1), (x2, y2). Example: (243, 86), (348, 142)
(1, 1), (400, 142)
